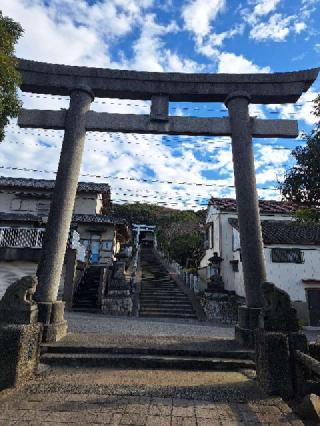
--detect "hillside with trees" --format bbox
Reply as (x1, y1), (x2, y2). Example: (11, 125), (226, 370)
(113, 203), (206, 268)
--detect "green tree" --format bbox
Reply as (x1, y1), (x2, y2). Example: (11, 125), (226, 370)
(0, 12), (23, 142)
(280, 95), (320, 222)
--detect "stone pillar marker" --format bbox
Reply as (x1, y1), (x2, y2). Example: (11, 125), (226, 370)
(35, 86), (94, 342)
(225, 91), (267, 346)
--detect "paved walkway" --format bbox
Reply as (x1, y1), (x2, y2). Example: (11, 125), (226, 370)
(0, 367), (303, 425)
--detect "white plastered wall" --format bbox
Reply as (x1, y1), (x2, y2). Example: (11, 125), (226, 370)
(0, 189), (100, 217)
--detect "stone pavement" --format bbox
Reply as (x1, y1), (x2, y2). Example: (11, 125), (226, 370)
(0, 393), (303, 425)
(0, 367), (304, 425)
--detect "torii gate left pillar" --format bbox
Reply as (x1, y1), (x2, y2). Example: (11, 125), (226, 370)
(35, 86), (94, 342)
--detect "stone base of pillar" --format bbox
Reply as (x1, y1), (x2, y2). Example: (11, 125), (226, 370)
(37, 301), (68, 343)
(255, 329), (308, 399)
(0, 323), (42, 390)
(235, 305), (261, 348)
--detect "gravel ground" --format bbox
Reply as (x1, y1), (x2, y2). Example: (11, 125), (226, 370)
(65, 311), (235, 339)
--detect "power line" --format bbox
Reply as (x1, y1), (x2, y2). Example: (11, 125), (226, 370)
(5, 126), (302, 152)
(0, 165), (281, 191)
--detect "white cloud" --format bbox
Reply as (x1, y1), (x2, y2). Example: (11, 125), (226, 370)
(182, 0), (226, 37)
(243, 1), (309, 43)
(314, 43), (320, 53)
(130, 14), (202, 73)
(217, 52), (271, 73)
(242, 0), (281, 25)
(252, 0), (281, 17)
(250, 13), (293, 42)
(0, 0), (158, 67)
(196, 25), (245, 58)
(294, 22), (306, 33)
(267, 89), (318, 126)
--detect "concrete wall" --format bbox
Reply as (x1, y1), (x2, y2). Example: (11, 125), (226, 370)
(0, 190), (100, 216)
(74, 194), (100, 215)
(264, 246), (320, 302)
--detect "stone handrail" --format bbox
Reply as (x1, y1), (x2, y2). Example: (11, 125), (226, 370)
(156, 249), (201, 294)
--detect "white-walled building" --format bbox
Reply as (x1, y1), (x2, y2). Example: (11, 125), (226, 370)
(0, 176), (128, 267)
(200, 197), (320, 326)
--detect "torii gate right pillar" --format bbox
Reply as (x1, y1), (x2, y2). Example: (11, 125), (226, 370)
(226, 91), (266, 347)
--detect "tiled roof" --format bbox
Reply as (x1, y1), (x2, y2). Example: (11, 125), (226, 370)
(210, 197), (296, 214)
(0, 212), (126, 226)
(229, 218), (320, 245)
(0, 176), (110, 194)
(0, 212), (42, 223)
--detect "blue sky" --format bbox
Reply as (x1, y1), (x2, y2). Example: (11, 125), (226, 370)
(0, 0), (319, 209)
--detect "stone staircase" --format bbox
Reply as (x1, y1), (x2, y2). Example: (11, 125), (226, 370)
(72, 266), (101, 312)
(139, 249), (197, 319)
(41, 341), (255, 371)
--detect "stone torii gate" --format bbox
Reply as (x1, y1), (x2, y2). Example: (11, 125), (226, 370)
(17, 59), (319, 343)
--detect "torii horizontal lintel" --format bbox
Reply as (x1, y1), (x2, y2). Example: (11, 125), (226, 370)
(18, 59), (319, 104)
(18, 109), (299, 138)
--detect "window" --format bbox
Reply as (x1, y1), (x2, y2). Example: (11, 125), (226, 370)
(102, 240), (113, 251)
(36, 201), (50, 214)
(211, 224), (214, 249)
(230, 260), (239, 272)
(271, 248), (304, 264)
(232, 228), (241, 251)
(11, 198), (22, 211)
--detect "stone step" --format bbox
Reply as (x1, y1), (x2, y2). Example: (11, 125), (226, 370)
(139, 312), (197, 319)
(141, 290), (180, 293)
(71, 307), (99, 313)
(142, 281), (177, 288)
(140, 294), (188, 299)
(141, 286), (181, 289)
(139, 309), (194, 314)
(140, 305), (191, 309)
(140, 295), (189, 300)
(41, 353), (255, 370)
(140, 303), (194, 309)
(42, 345), (254, 360)
(140, 293), (189, 297)
(139, 302), (193, 307)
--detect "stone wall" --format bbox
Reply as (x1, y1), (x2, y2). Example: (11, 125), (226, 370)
(102, 289), (133, 315)
(200, 292), (245, 324)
